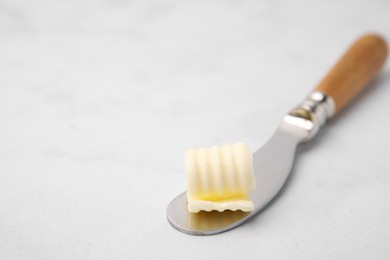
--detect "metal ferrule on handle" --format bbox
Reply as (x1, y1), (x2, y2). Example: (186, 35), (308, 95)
(284, 92), (335, 142)
(282, 34), (388, 142)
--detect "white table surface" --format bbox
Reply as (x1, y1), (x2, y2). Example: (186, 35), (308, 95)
(1, 0), (390, 259)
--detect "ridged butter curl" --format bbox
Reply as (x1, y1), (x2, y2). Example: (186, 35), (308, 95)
(186, 142), (255, 213)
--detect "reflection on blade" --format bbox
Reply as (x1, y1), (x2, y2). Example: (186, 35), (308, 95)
(167, 192), (253, 235)
(189, 210), (250, 232)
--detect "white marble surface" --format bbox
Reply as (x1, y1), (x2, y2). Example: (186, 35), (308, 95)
(1, 0), (390, 259)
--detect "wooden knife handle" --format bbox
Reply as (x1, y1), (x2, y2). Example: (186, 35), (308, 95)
(315, 34), (388, 114)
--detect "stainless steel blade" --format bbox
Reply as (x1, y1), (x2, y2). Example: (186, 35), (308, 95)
(166, 121), (307, 235)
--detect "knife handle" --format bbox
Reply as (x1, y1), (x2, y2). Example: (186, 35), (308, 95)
(314, 34), (388, 114)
